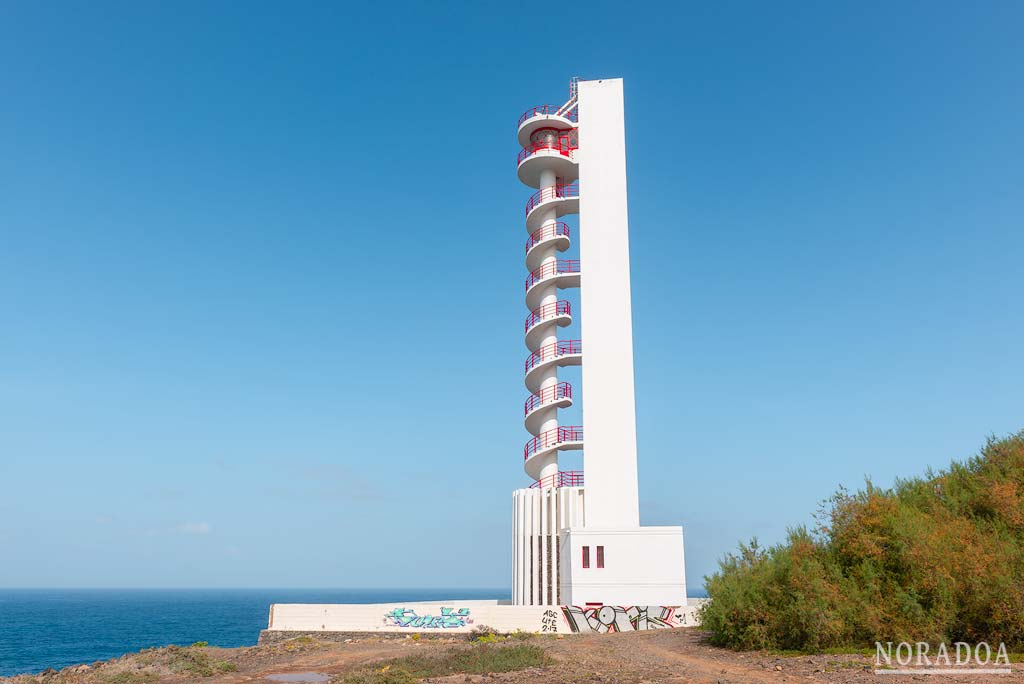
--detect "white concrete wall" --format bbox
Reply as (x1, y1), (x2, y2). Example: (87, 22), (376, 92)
(577, 78), (640, 529)
(558, 526), (687, 606)
(267, 600), (703, 634)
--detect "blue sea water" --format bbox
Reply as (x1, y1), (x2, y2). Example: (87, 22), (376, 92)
(0, 588), (507, 677)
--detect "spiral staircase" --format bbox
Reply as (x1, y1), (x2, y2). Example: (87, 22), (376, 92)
(516, 91), (583, 491)
(511, 80), (588, 607)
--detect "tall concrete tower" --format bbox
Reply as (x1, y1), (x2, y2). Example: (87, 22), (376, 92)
(511, 78), (687, 607)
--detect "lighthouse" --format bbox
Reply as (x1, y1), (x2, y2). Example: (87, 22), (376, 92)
(512, 78), (688, 607)
(262, 78), (697, 636)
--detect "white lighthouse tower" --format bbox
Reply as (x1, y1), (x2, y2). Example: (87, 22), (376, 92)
(512, 78), (687, 607)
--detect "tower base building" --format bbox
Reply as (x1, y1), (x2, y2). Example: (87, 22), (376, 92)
(512, 78), (687, 606)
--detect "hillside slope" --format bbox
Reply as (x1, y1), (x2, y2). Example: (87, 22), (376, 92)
(701, 431), (1024, 650)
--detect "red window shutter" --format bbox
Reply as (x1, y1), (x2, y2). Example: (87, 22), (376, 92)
(596, 545), (605, 568)
(582, 545), (590, 569)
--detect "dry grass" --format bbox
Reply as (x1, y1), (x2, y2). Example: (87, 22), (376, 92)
(335, 643), (550, 684)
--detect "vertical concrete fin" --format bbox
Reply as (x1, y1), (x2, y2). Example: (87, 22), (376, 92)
(577, 78), (641, 528)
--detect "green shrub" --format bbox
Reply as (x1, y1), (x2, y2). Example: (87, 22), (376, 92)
(102, 673), (159, 684)
(702, 431), (1024, 651)
(467, 625), (500, 643)
(165, 645), (236, 677)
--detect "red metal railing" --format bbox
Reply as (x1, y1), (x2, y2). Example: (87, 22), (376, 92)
(530, 470), (584, 489)
(524, 382), (573, 416)
(525, 339), (582, 373)
(524, 426), (584, 460)
(517, 134), (578, 165)
(525, 300), (571, 333)
(517, 104), (579, 128)
(526, 222), (570, 255)
(525, 183), (579, 217)
(525, 259), (580, 292)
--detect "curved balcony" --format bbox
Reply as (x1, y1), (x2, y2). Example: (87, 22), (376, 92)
(517, 104), (578, 147)
(530, 470), (584, 489)
(524, 382), (573, 434)
(516, 134), (577, 165)
(524, 426), (584, 466)
(525, 222), (570, 270)
(524, 340), (582, 394)
(517, 134), (579, 188)
(525, 300), (571, 350)
(525, 259), (580, 310)
(525, 183), (579, 232)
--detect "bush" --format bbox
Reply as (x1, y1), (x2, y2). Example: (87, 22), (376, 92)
(702, 431), (1024, 651)
(467, 625), (500, 643)
(165, 645), (237, 677)
(102, 673), (159, 684)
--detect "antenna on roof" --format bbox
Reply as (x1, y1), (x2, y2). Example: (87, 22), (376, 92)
(558, 76), (580, 118)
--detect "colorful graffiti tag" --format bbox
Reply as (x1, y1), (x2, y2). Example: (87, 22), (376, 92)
(560, 605), (687, 633)
(383, 607), (472, 629)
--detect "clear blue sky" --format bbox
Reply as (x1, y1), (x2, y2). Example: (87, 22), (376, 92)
(1, 1), (1021, 591)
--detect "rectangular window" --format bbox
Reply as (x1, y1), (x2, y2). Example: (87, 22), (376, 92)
(596, 545), (605, 569)
(582, 545), (590, 568)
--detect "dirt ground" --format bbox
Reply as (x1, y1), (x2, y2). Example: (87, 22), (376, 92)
(3, 629), (1020, 684)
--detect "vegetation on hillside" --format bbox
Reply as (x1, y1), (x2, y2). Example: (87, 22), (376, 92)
(338, 643), (550, 684)
(701, 431), (1024, 651)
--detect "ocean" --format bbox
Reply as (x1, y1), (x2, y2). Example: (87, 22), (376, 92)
(0, 588), (507, 677)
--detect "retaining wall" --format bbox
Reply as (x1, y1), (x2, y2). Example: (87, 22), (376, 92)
(264, 600), (705, 636)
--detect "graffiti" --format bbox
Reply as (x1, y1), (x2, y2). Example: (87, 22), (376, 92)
(384, 606), (472, 629)
(540, 609), (559, 633)
(560, 605), (683, 633)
